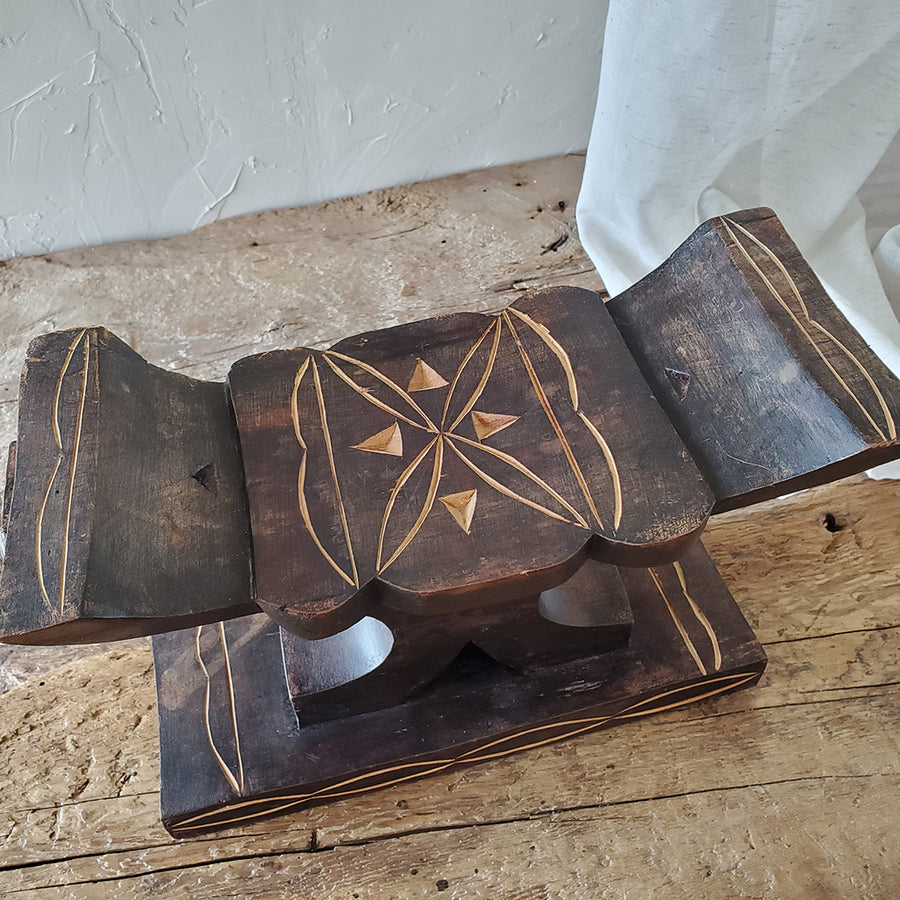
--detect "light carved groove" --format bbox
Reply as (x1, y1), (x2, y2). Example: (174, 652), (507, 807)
(323, 354), (428, 432)
(35, 329), (89, 615)
(376, 437), (441, 570)
(503, 311), (604, 528)
(673, 560), (721, 671)
(293, 358), (355, 587)
(448, 435), (584, 526)
(170, 672), (756, 833)
(312, 359), (359, 588)
(34, 458), (61, 611)
(325, 350), (438, 433)
(296, 455), (354, 587)
(441, 321), (497, 429)
(58, 333), (90, 613)
(575, 409), (623, 531)
(723, 217), (896, 443)
(194, 624), (245, 796)
(379, 436), (444, 572)
(290, 357), (310, 449)
(446, 319), (503, 433)
(507, 306), (579, 409)
(649, 566), (721, 677)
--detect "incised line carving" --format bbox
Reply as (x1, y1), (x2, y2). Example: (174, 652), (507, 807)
(36, 329), (90, 615)
(171, 671), (754, 833)
(290, 308), (624, 579)
(723, 216), (896, 442)
(194, 622), (245, 796)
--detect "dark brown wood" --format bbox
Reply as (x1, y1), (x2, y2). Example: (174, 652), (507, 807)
(0, 328), (255, 644)
(228, 288), (714, 639)
(1, 440), (15, 540)
(282, 560), (633, 721)
(3, 212), (898, 646)
(1, 207), (898, 839)
(608, 207), (900, 512)
(152, 540), (766, 835)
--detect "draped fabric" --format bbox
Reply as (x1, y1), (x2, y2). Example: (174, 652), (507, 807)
(576, 1), (900, 474)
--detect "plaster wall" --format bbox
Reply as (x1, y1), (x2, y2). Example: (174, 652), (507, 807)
(0, 0), (607, 259)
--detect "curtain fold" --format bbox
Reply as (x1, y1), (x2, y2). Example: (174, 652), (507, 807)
(577, 0), (900, 475)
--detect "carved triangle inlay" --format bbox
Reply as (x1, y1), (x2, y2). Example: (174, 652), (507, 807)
(407, 358), (449, 392)
(439, 489), (477, 534)
(471, 410), (520, 441)
(351, 421), (403, 456)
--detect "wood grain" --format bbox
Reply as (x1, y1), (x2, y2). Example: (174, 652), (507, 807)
(2, 473), (898, 891)
(0, 329), (256, 644)
(1, 553), (897, 895)
(228, 287), (713, 638)
(0, 157), (898, 897)
(608, 207), (900, 511)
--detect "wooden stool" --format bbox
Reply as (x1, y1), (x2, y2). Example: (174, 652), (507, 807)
(1, 208), (897, 834)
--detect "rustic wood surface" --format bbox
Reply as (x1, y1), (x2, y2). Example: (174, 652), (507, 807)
(1, 155), (898, 897)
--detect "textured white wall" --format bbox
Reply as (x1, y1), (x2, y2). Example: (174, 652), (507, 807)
(0, 0), (607, 259)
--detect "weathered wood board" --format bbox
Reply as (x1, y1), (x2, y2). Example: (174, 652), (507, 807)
(1, 474), (898, 897)
(0, 156), (898, 897)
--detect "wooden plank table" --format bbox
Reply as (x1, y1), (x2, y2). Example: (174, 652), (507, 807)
(1, 155), (898, 898)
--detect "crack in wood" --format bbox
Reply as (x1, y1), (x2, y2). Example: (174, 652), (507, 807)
(762, 623), (899, 646)
(10, 790), (160, 815)
(0, 849), (310, 893)
(796, 679), (900, 694)
(6, 773), (895, 892)
(682, 689), (900, 723)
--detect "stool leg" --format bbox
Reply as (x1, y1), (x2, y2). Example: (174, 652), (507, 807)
(282, 559), (634, 721)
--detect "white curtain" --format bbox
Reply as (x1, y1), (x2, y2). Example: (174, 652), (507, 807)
(576, 1), (900, 474)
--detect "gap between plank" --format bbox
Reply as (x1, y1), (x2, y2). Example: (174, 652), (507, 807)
(4, 773), (896, 893)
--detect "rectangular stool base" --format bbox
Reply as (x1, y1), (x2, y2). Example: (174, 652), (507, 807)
(152, 541), (766, 835)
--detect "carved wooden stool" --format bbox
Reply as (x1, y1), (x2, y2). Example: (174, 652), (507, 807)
(1, 209), (898, 834)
